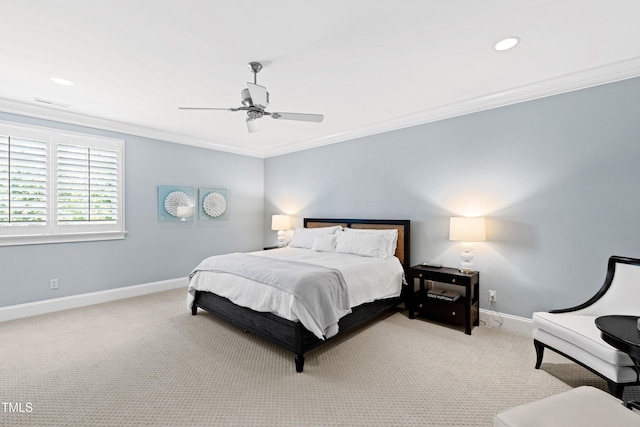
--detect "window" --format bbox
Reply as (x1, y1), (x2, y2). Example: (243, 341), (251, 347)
(0, 121), (125, 246)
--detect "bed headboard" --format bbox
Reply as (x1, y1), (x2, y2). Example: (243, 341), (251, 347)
(303, 218), (411, 271)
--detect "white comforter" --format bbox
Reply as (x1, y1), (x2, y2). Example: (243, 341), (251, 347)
(188, 247), (405, 339)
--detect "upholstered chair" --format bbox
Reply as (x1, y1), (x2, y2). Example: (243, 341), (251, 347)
(532, 255), (640, 398)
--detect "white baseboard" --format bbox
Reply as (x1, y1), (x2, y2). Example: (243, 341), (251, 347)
(480, 308), (534, 337)
(1, 284), (536, 336)
(0, 277), (188, 323)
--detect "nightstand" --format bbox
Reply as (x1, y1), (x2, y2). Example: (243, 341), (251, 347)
(263, 246), (280, 250)
(409, 264), (479, 335)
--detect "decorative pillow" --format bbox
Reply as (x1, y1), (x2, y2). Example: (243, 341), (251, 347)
(345, 228), (398, 257)
(311, 235), (337, 252)
(289, 226), (342, 249)
(335, 230), (386, 258)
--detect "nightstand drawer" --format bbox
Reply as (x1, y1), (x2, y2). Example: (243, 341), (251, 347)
(420, 270), (473, 285)
(420, 301), (465, 325)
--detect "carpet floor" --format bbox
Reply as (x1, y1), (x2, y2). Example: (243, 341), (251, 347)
(1, 288), (636, 426)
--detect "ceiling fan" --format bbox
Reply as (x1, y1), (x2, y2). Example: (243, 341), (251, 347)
(179, 62), (324, 133)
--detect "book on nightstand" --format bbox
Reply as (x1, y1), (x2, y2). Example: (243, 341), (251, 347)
(427, 288), (460, 302)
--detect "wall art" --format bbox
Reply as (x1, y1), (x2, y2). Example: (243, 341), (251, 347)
(158, 185), (195, 222)
(198, 188), (230, 221)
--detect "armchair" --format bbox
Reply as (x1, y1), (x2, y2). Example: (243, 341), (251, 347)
(532, 255), (640, 398)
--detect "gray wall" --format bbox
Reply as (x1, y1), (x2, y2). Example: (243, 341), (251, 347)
(264, 77), (640, 318)
(3, 76), (639, 317)
(0, 113), (264, 307)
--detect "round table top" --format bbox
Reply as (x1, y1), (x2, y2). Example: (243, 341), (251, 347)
(595, 315), (640, 359)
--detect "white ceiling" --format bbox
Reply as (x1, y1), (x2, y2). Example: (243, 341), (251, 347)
(1, 1), (640, 158)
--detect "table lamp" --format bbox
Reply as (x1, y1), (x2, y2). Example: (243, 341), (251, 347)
(449, 217), (486, 273)
(271, 214), (291, 247)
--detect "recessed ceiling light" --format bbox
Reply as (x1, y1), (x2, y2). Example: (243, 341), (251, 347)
(50, 76), (75, 86)
(494, 37), (520, 52)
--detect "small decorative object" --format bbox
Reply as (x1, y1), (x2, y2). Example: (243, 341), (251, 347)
(158, 186), (195, 222)
(449, 216), (486, 273)
(271, 214), (291, 247)
(199, 188), (230, 221)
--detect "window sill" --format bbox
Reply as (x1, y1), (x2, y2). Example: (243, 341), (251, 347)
(0, 231), (127, 247)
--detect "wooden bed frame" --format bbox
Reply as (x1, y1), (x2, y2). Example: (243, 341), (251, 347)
(191, 218), (411, 372)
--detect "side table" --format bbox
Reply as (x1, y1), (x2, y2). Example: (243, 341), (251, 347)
(595, 315), (640, 410)
(409, 264), (479, 335)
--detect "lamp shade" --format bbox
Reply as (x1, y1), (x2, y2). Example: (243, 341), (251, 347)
(449, 217), (486, 242)
(271, 214), (291, 231)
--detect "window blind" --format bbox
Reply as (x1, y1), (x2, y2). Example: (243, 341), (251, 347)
(0, 135), (48, 224)
(57, 144), (118, 224)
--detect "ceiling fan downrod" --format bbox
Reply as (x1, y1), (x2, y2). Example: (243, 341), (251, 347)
(241, 62), (269, 108)
(248, 61), (262, 84)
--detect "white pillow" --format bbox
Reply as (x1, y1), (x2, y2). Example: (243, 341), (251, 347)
(311, 235), (336, 252)
(345, 227), (398, 257)
(289, 226), (342, 249)
(335, 230), (386, 258)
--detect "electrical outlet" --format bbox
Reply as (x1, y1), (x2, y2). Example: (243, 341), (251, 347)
(50, 279), (59, 290)
(488, 290), (496, 303)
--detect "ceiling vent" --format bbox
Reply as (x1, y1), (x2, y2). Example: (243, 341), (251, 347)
(34, 97), (71, 108)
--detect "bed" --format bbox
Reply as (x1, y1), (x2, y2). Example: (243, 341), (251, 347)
(188, 218), (411, 372)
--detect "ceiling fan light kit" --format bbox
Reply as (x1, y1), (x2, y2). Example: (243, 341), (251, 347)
(246, 117), (261, 133)
(179, 62), (324, 133)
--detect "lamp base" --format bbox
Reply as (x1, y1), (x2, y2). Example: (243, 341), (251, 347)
(459, 243), (475, 273)
(458, 259), (475, 274)
(276, 230), (286, 247)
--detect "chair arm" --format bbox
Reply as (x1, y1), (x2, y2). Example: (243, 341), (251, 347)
(548, 256), (633, 314)
(549, 306), (587, 314)
(549, 296), (606, 313)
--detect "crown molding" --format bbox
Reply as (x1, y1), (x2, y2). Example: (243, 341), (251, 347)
(0, 98), (264, 158)
(262, 56), (640, 158)
(2, 56), (640, 159)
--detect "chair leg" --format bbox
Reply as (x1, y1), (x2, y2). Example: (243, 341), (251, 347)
(606, 380), (624, 399)
(534, 339), (545, 369)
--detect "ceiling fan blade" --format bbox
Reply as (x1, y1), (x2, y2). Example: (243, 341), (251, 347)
(270, 112), (324, 123)
(246, 118), (261, 133)
(246, 83), (269, 109)
(178, 107), (236, 111)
